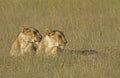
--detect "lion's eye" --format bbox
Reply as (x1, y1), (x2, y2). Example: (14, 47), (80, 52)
(34, 31), (37, 34)
(58, 35), (62, 38)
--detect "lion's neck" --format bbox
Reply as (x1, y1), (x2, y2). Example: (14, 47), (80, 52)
(18, 33), (32, 49)
(44, 36), (57, 48)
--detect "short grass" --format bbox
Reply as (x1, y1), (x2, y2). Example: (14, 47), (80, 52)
(0, 0), (120, 78)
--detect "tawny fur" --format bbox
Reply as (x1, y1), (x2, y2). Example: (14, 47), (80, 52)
(36, 28), (67, 56)
(10, 26), (42, 57)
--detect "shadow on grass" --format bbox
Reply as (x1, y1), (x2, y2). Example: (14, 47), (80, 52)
(64, 49), (98, 55)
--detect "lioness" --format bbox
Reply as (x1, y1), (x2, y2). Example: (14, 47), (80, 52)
(10, 26), (42, 56)
(36, 28), (67, 56)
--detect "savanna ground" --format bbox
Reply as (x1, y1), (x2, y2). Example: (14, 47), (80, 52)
(0, 0), (120, 78)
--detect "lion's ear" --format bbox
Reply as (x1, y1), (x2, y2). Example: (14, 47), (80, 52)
(19, 26), (26, 33)
(45, 28), (53, 35)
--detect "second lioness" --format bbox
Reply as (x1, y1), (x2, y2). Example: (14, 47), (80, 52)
(36, 28), (67, 56)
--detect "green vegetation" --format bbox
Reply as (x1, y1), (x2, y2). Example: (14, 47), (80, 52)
(0, 0), (120, 78)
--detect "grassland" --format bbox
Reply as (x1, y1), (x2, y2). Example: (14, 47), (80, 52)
(0, 0), (120, 78)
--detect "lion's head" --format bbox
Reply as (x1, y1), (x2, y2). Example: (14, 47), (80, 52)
(45, 28), (67, 49)
(19, 26), (42, 44)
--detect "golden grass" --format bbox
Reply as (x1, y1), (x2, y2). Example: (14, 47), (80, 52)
(0, 0), (120, 78)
